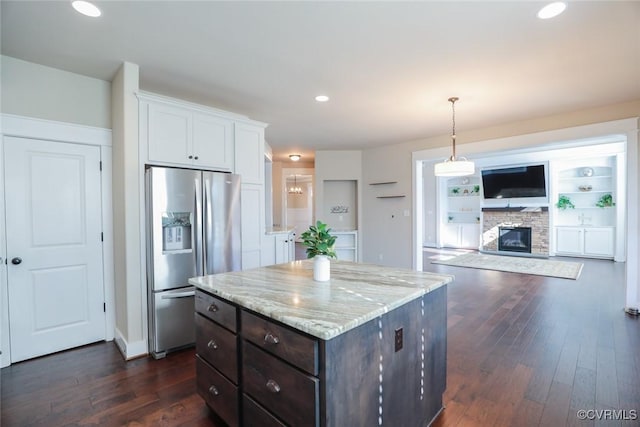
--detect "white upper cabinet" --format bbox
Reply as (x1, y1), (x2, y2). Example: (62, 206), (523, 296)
(234, 123), (265, 185)
(142, 95), (236, 171)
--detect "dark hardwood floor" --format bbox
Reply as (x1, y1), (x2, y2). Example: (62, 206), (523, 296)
(2, 251), (638, 426)
(424, 249), (639, 427)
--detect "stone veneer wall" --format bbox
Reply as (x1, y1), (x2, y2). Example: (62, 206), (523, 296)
(482, 208), (549, 256)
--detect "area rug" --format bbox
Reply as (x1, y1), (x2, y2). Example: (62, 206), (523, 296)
(431, 252), (583, 280)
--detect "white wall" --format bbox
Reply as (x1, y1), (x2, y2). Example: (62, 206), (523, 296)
(0, 55), (111, 128)
(361, 147), (413, 267)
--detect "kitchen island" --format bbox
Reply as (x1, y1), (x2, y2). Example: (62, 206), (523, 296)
(189, 260), (453, 427)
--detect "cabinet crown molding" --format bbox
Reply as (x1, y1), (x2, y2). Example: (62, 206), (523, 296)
(137, 91), (268, 128)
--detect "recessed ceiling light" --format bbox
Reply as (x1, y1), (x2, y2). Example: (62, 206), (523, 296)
(289, 154), (301, 161)
(72, 0), (102, 17)
(537, 2), (567, 19)
(315, 95), (329, 102)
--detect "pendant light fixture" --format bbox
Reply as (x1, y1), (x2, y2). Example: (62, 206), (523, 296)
(434, 97), (475, 177)
(288, 175), (303, 194)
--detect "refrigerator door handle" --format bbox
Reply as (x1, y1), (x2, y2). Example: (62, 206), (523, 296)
(160, 290), (196, 299)
(203, 176), (210, 275)
(194, 175), (203, 276)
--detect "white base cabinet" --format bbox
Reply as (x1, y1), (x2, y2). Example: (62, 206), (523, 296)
(261, 230), (295, 266)
(274, 232), (295, 264)
(441, 223), (479, 249)
(555, 226), (614, 258)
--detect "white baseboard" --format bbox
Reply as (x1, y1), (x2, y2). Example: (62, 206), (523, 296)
(114, 328), (148, 360)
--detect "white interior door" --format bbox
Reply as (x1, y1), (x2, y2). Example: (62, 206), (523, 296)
(4, 136), (105, 362)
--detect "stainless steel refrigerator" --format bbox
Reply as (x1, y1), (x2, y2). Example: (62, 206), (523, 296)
(145, 166), (241, 358)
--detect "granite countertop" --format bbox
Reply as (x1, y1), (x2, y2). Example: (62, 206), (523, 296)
(189, 260), (453, 340)
(265, 226), (296, 235)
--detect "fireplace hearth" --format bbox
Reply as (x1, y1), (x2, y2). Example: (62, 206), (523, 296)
(498, 226), (532, 253)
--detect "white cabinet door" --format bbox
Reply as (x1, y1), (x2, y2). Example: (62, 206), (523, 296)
(556, 227), (584, 254)
(234, 123), (264, 185)
(441, 224), (460, 248)
(584, 227), (614, 257)
(460, 224), (480, 249)
(240, 184), (264, 270)
(147, 102), (192, 164)
(274, 233), (290, 264)
(193, 113), (234, 171)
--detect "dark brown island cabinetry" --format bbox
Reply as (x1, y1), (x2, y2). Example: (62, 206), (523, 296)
(194, 284), (447, 427)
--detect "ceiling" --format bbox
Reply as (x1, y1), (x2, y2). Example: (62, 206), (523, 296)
(2, 1), (639, 162)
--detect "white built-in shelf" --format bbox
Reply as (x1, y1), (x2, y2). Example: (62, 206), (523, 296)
(376, 195), (405, 199)
(369, 181), (397, 185)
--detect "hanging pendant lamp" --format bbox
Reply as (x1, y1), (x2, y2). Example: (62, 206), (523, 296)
(434, 97), (475, 177)
(288, 175), (303, 194)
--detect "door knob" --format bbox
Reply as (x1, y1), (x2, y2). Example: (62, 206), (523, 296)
(11, 257), (22, 265)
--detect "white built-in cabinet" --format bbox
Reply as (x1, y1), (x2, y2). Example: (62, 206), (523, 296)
(274, 231), (295, 264)
(261, 230), (295, 266)
(555, 226), (615, 258)
(441, 224), (480, 249)
(234, 122), (266, 270)
(144, 100), (234, 171)
(440, 175), (480, 249)
(139, 92), (268, 271)
(553, 156), (616, 259)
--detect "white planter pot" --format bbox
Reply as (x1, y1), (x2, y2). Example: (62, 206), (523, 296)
(313, 255), (331, 282)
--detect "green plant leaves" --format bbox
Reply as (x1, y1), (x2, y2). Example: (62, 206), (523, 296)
(300, 220), (337, 259)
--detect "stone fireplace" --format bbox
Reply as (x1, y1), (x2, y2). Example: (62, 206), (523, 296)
(481, 207), (549, 256)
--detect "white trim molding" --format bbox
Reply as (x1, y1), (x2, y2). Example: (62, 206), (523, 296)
(1, 113), (112, 146)
(114, 328), (148, 360)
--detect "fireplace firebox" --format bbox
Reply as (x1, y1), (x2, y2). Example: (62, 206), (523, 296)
(498, 227), (532, 253)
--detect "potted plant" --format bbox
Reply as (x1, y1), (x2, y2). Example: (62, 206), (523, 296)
(451, 187), (461, 196)
(473, 185), (480, 194)
(596, 193), (615, 208)
(556, 195), (575, 210)
(300, 221), (337, 281)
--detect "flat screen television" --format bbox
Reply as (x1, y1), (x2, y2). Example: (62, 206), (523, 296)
(481, 164), (547, 199)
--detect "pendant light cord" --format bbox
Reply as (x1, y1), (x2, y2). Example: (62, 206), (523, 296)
(449, 96), (458, 161)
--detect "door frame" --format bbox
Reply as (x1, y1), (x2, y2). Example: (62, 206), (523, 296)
(0, 114), (114, 367)
(281, 167), (315, 234)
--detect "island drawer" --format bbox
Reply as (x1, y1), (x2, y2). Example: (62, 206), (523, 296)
(242, 341), (319, 427)
(196, 355), (239, 427)
(241, 310), (318, 375)
(195, 313), (238, 383)
(242, 395), (287, 427)
(195, 290), (237, 332)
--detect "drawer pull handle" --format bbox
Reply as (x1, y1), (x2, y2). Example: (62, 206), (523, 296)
(207, 303), (219, 312)
(207, 340), (218, 350)
(208, 385), (219, 396)
(264, 333), (279, 344)
(266, 379), (281, 393)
